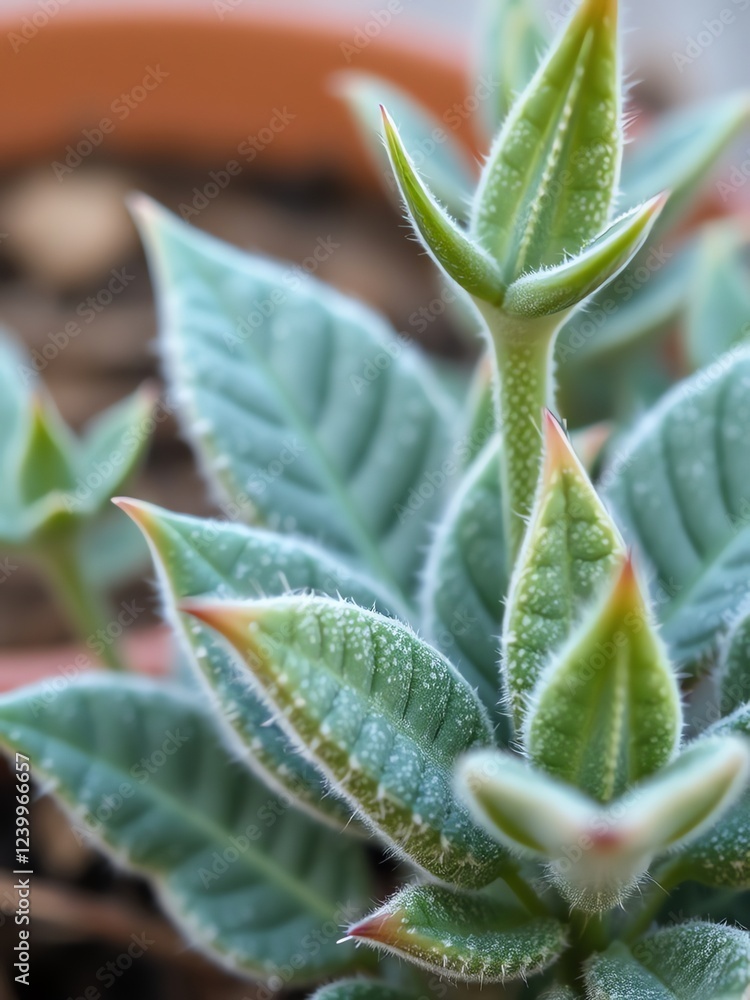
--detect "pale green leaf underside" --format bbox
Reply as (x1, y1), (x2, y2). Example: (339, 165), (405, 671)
(503, 199), (664, 319)
(349, 883), (567, 983)
(190, 596), (507, 888)
(472, 0), (621, 280)
(132, 197), (455, 605)
(585, 924), (750, 999)
(421, 439), (509, 729)
(504, 418), (624, 731)
(125, 499), (394, 830)
(619, 91), (750, 235)
(0, 677), (371, 984)
(334, 71), (474, 218)
(685, 223), (750, 371)
(604, 346), (750, 668)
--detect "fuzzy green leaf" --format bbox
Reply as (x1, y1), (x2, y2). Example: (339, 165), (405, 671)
(585, 924), (750, 999)
(472, 0), (622, 282)
(18, 395), (78, 509)
(719, 605), (750, 717)
(524, 554), (681, 801)
(502, 196), (667, 319)
(604, 345), (750, 669)
(381, 108), (504, 304)
(131, 196), (455, 605)
(685, 222), (750, 371)
(555, 237), (695, 371)
(503, 412), (625, 730)
(476, 0), (547, 135)
(333, 71), (474, 218)
(311, 981), (416, 1000)
(0, 676), (372, 984)
(118, 498), (394, 831)
(421, 439), (509, 726)
(620, 92), (750, 233)
(676, 704), (750, 888)
(346, 883), (567, 983)
(460, 739), (747, 913)
(182, 596), (508, 888)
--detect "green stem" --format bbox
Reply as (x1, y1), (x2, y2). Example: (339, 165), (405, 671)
(502, 865), (551, 917)
(477, 304), (562, 561)
(39, 535), (125, 671)
(621, 858), (689, 943)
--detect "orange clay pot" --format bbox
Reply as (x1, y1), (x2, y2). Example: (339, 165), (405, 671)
(0, 8), (478, 183)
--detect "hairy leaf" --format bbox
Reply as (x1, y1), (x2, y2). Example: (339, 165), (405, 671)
(503, 196), (666, 319)
(585, 924), (750, 999)
(346, 883), (567, 983)
(620, 92), (750, 234)
(503, 412), (624, 730)
(333, 71), (474, 218)
(131, 196), (455, 605)
(472, 0), (622, 281)
(182, 596), (507, 888)
(604, 345), (750, 669)
(685, 222), (750, 371)
(421, 439), (508, 726)
(524, 554), (681, 801)
(676, 704), (750, 887)
(476, 0), (547, 135)
(0, 677), (372, 984)
(381, 108), (505, 304)
(118, 498), (393, 831)
(719, 604), (750, 717)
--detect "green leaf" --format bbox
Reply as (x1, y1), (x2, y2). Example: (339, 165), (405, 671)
(620, 92), (750, 234)
(381, 108), (505, 304)
(502, 196), (667, 319)
(476, 0), (547, 136)
(472, 0), (622, 281)
(75, 384), (156, 512)
(311, 981), (416, 1000)
(182, 595), (507, 888)
(676, 704), (750, 888)
(524, 553), (681, 802)
(0, 332), (33, 536)
(333, 71), (474, 218)
(585, 924), (750, 999)
(460, 739), (747, 914)
(0, 676), (372, 985)
(503, 412), (625, 730)
(345, 883), (567, 983)
(555, 237), (695, 370)
(603, 345), (750, 669)
(685, 222), (750, 371)
(118, 498), (394, 831)
(421, 439), (508, 726)
(719, 605), (750, 717)
(131, 196), (455, 606)
(541, 988), (578, 1000)
(18, 394), (78, 508)
(74, 507), (150, 589)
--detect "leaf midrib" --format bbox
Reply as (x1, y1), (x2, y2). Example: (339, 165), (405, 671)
(0, 721), (336, 922)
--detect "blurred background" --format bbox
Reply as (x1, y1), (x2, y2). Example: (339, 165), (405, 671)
(0, 0), (747, 996)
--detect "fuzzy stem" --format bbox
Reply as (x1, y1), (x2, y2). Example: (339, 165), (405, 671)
(621, 859), (691, 944)
(476, 304), (562, 561)
(502, 865), (552, 917)
(39, 535), (125, 671)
